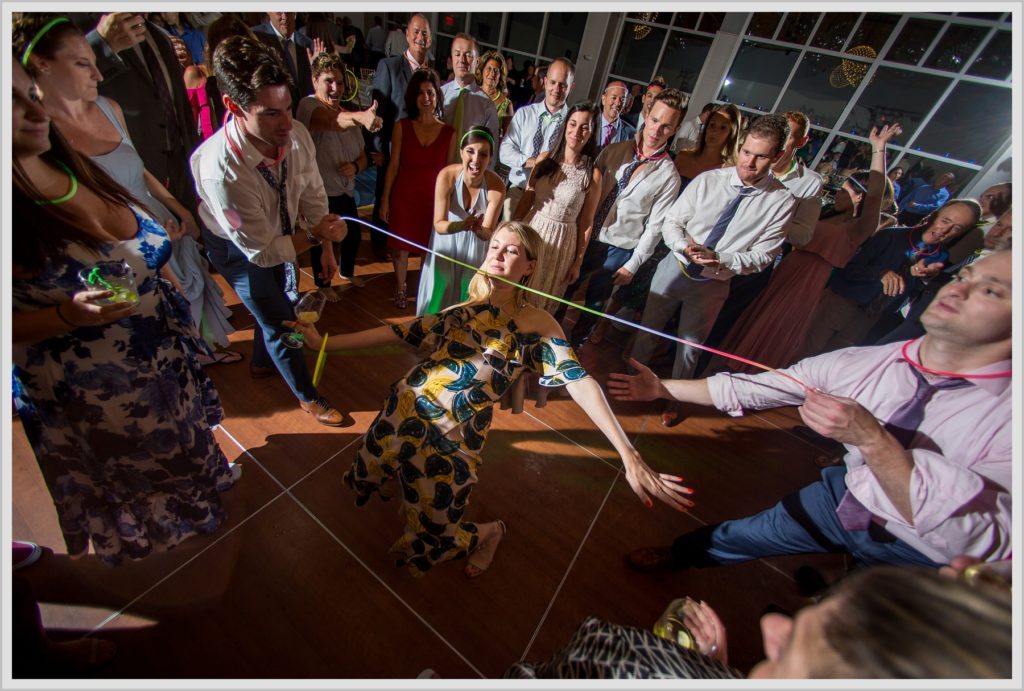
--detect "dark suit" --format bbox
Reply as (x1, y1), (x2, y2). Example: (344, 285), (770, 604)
(368, 54), (417, 252)
(251, 23), (314, 114)
(85, 19), (199, 213)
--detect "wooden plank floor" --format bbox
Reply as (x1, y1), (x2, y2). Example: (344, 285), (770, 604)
(11, 229), (848, 679)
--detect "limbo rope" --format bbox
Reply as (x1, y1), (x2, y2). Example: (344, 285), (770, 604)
(336, 216), (812, 391)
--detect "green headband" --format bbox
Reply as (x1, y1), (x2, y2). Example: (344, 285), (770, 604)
(21, 16), (70, 66)
(460, 128), (494, 150)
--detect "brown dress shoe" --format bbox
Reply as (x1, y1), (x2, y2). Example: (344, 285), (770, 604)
(300, 398), (344, 426)
(625, 546), (677, 572)
(249, 364), (277, 379)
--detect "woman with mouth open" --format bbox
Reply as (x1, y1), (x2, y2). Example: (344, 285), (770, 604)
(416, 125), (506, 316)
(286, 222), (694, 577)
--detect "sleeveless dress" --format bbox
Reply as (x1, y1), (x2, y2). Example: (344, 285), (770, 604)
(415, 169), (492, 316)
(92, 96), (234, 349)
(12, 208), (234, 564)
(713, 214), (863, 372)
(388, 119), (454, 254)
(343, 304), (587, 576)
(525, 160), (590, 312)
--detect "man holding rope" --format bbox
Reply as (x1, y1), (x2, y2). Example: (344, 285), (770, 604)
(609, 250), (1011, 573)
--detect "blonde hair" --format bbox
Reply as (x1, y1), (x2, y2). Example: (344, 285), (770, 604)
(461, 221), (542, 308)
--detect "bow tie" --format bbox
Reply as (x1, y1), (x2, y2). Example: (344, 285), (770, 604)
(540, 111), (563, 123)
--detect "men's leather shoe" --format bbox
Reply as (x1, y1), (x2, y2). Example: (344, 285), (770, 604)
(625, 546), (677, 572)
(249, 364), (277, 379)
(300, 398), (344, 427)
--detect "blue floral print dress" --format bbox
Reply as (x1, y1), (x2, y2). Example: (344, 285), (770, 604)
(344, 303), (587, 576)
(12, 208), (234, 565)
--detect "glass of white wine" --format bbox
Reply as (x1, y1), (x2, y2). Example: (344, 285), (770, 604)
(282, 290), (327, 349)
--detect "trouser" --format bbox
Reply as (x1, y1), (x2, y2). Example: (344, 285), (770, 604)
(801, 288), (878, 359)
(695, 261), (777, 376)
(202, 230), (318, 403)
(504, 184), (526, 221)
(669, 466), (941, 569)
(311, 194), (361, 285)
(556, 240), (633, 346)
(630, 253), (730, 379)
(369, 159), (391, 251)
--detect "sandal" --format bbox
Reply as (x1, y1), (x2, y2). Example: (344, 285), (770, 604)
(319, 286), (341, 303)
(196, 350), (244, 367)
(340, 275), (365, 288)
(464, 519), (507, 578)
(394, 286), (407, 310)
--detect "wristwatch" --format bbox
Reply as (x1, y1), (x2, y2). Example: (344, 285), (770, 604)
(304, 224), (322, 246)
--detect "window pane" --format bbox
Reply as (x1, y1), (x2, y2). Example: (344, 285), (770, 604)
(746, 12), (782, 39)
(437, 12), (466, 35)
(956, 12), (1002, 20)
(923, 24), (989, 72)
(542, 13), (587, 62)
(673, 13), (700, 30)
(658, 32), (713, 93)
(433, 35), (452, 74)
(810, 13), (857, 51)
(506, 12), (544, 54)
(774, 52), (852, 129)
(698, 12), (725, 34)
(611, 23), (667, 83)
(884, 18), (942, 65)
(469, 13), (502, 45)
(968, 30), (1012, 80)
(841, 66), (950, 139)
(848, 13), (900, 54)
(718, 40), (800, 113)
(895, 156), (973, 199)
(778, 13), (820, 44)
(797, 128), (831, 169)
(912, 83), (1010, 164)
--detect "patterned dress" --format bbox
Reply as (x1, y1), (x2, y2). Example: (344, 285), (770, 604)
(525, 160), (591, 312)
(12, 208), (234, 565)
(344, 303), (587, 576)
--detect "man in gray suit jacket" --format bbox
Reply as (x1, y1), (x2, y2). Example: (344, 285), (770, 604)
(82, 12), (199, 213)
(367, 13), (432, 260)
(251, 12), (314, 115)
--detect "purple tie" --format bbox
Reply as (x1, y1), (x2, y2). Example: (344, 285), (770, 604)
(836, 365), (970, 531)
(603, 122), (614, 147)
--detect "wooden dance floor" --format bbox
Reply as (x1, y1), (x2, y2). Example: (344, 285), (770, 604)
(11, 227), (847, 679)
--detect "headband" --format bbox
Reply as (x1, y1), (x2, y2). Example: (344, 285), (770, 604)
(21, 16), (70, 66)
(460, 128), (494, 150)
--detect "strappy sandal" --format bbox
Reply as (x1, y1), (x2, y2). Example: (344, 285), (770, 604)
(394, 286), (407, 309)
(464, 519), (507, 578)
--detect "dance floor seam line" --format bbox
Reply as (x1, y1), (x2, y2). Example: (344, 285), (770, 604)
(215, 423), (488, 679)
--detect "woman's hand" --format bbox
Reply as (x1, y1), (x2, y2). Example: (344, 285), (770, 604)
(564, 259), (582, 285)
(379, 198), (390, 223)
(179, 210), (201, 239)
(337, 161), (358, 178)
(163, 217), (186, 242)
(356, 101), (382, 132)
(682, 599), (729, 664)
(319, 243), (339, 283)
(63, 289), (137, 326)
(607, 359), (672, 402)
(621, 448), (694, 512)
(463, 213), (482, 234)
(869, 122), (902, 149)
(283, 319), (323, 349)
(307, 37), (326, 64)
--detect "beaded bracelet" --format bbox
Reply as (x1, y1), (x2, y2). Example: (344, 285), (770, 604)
(55, 302), (78, 328)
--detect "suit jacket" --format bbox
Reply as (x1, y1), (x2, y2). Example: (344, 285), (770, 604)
(251, 23), (314, 114)
(85, 18), (199, 212)
(370, 54), (415, 157)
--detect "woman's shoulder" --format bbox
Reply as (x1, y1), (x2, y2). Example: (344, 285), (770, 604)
(513, 305), (564, 339)
(484, 169), (505, 191)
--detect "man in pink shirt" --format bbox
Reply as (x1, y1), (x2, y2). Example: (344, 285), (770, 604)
(609, 251), (1011, 572)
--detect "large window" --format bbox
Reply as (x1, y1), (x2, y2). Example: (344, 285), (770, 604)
(607, 12), (715, 95)
(718, 41), (800, 114)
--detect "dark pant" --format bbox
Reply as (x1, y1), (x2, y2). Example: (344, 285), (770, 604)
(202, 230), (318, 403)
(369, 159), (391, 252)
(670, 466), (940, 569)
(311, 194), (361, 285)
(556, 240), (633, 346)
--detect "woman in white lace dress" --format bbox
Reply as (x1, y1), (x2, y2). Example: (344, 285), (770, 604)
(513, 102), (602, 313)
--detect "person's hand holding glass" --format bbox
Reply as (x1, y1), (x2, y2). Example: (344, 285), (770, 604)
(282, 291), (327, 349)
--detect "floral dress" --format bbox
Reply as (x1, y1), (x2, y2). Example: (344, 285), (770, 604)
(12, 208), (234, 565)
(344, 303), (587, 576)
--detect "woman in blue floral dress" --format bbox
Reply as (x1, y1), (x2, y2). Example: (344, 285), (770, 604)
(11, 59), (233, 565)
(289, 222), (694, 577)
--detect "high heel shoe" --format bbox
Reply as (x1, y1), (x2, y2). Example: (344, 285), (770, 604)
(393, 285), (407, 309)
(464, 519), (507, 578)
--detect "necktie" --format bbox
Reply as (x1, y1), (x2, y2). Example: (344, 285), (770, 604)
(255, 159), (299, 302)
(139, 37), (180, 147)
(280, 37), (298, 84)
(835, 365), (970, 530)
(592, 151), (646, 232)
(531, 111), (562, 158)
(453, 88), (467, 138)
(684, 185), (756, 277)
(603, 122), (614, 147)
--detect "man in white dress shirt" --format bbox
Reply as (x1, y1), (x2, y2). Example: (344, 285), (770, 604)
(499, 57), (575, 218)
(673, 101), (714, 152)
(596, 80), (636, 154)
(191, 36), (348, 426)
(441, 32), (499, 163)
(631, 114), (797, 424)
(556, 89), (686, 348)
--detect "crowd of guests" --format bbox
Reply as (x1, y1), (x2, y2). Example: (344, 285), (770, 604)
(9, 9), (1013, 680)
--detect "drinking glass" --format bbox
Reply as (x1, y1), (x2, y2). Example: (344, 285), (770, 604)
(77, 260), (141, 305)
(282, 291), (327, 349)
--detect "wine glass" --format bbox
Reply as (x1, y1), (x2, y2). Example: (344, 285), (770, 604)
(282, 291), (327, 349)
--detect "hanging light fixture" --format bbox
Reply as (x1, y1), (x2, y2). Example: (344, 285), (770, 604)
(829, 44), (877, 88)
(633, 12), (660, 40)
